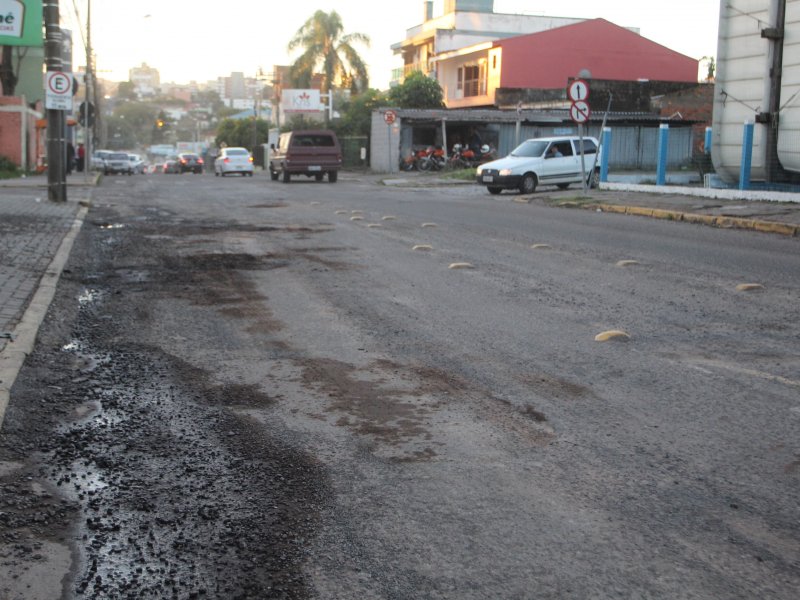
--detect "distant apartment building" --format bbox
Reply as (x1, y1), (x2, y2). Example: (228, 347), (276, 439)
(391, 0), (586, 86)
(129, 63), (160, 97)
(216, 72), (272, 118)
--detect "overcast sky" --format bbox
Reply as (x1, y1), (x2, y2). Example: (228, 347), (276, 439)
(62, 0), (720, 88)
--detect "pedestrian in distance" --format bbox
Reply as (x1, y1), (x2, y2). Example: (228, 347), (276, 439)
(76, 143), (86, 172)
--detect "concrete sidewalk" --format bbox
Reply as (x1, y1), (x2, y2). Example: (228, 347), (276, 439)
(0, 175), (93, 424)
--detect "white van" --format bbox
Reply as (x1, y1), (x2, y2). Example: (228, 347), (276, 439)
(476, 136), (601, 194)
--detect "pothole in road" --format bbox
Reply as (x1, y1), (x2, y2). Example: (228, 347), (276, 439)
(44, 338), (328, 598)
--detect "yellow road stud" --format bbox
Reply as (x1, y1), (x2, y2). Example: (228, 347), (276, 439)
(594, 330), (631, 342)
(736, 283), (764, 292)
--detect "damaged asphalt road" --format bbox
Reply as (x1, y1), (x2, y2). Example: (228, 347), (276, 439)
(1, 173), (799, 599)
(1, 212), (327, 598)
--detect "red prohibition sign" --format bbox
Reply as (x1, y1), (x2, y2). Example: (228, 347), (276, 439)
(384, 109), (397, 125)
(570, 100), (591, 124)
(48, 72), (71, 95)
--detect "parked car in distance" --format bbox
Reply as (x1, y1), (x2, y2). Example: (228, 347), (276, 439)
(128, 153), (146, 174)
(214, 147), (254, 177)
(163, 158), (180, 174)
(104, 152), (134, 175)
(269, 130), (342, 183)
(91, 149), (113, 171)
(177, 152), (203, 174)
(475, 136), (601, 194)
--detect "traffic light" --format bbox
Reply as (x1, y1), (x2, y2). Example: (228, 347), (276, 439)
(78, 101), (95, 127)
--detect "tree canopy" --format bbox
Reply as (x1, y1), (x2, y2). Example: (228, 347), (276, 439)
(387, 71), (445, 109)
(214, 118), (271, 151)
(288, 10), (370, 93)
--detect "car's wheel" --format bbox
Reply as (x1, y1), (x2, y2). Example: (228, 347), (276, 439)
(315, 173), (324, 182)
(282, 170), (291, 183)
(328, 170), (338, 183)
(487, 186), (502, 195)
(269, 169), (279, 181)
(588, 169), (600, 189)
(215, 171), (219, 177)
(248, 172), (253, 177)
(556, 183), (570, 190)
(519, 173), (537, 194)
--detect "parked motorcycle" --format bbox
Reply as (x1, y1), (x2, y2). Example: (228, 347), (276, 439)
(400, 151), (419, 171)
(449, 144), (497, 169)
(416, 146), (447, 171)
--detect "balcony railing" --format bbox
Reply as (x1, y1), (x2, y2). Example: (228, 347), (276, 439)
(390, 63), (433, 86)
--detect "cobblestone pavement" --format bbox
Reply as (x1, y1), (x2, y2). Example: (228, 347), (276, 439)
(0, 178), (91, 353)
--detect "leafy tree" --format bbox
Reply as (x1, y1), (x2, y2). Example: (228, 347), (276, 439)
(151, 110), (173, 144)
(114, 102), (159, 146)
(193, 89), (225, 115)
(701, 56), (716, 81)
(0, 46), (18, 96)
(333, 89), (388, 137)
(388, 71), (445, 109)
(117, 81), (137, 101)
(106, 114), (138, 149)
(214, 118), (271, 151)
(288, 10), (370, 93)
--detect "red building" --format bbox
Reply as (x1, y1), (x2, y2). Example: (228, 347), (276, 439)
(437, 18), (699, 109)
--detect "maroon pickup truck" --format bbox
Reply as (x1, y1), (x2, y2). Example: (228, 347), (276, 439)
(269, 129), (342, 183)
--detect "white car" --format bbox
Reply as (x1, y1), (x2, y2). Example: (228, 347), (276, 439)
(128, 154), (146, 174)
(104, 152), (134, 175)
(214, 147), (254, 177)
(476, 136), (601, 194)
(90, 149), (113, 171)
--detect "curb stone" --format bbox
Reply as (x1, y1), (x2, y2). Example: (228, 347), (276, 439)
(590, 203), (798, 237)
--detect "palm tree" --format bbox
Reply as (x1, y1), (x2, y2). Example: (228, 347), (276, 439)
(288, 10), (370, 94)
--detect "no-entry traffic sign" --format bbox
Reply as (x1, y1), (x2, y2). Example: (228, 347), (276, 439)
(384, 110), (397, 125)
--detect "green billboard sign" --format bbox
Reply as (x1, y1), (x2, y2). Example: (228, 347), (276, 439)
(0, 0), (43, 47)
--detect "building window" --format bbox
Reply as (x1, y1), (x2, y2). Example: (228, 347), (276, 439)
(457, 64), (486, 97)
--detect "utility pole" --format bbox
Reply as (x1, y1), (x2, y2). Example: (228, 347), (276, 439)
(84, 0), (93, 183)
(44, 0), (66, 202)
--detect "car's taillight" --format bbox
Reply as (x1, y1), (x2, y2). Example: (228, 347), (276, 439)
(248, 156), (254, 163)
(224, 158), (230, 163)
(198, 158), (203, 164)
(180, 159), (187, 164)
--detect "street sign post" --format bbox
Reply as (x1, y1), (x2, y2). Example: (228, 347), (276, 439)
(568, 78), (592, 194)
(384, 110), (398, 170)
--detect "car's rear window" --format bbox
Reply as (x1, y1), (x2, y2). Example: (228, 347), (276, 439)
(575, 139), (597, 154)
(292, 134), (335, 147)
(109, 153), (129, 160)
(226, 149), (248, 156)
